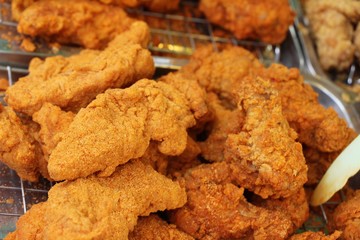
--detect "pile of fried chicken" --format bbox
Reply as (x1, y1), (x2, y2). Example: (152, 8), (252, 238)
(0, 0), (359, 240)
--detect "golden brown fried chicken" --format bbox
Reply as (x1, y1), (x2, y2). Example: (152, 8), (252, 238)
(330, 190), (360, 240)
(170, 162), (294, 240)
(289, 231), (342, 240)
(199, 0), (295, 44)
(181, 45), (264, 102)
(198, 92), (244, 162)
(17, 0), (137, 49)
(303, 0), (360, 71)
(48, 79), (197, 181)
(11, 0), (36, 21)
(6, 160), (187, 240)
(184, 45), (356, 153)
(129, 214), (194, 240)
(252, 188), (309, 232)
(6, 21), (155, 116)
(223, 77), (307, 199)
(4, 202), (46, 240)
(0, 104), (39, 181)
(32, 103), (75, 180)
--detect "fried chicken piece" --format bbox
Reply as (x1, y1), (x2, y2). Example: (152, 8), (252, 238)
(11, 0), (36, 21)
(32, 103), (75, 180)
(198, 92), (245, 162)
(48, 79), (197, 181)
(199, 0), (295, 44)
(4, 202), (46, 240)
(184, 45), (356, 153)
(303, 0), (360, 71)
(223, 77), (307, 199)
(181, 45), (264, 102)
(289, 231), (342, 240)
(138, 141), (170, 175)
(259, 64), (357, 152)
(167, 136), (202, 178)
(0, 78), (9, 91)
(0, 104), (39, 181)
(330, 190), (360, 240)
(6, 21), (155, 116)
(6, 160), (187, 239)
(252, 188), (309, 232)
(17, 0), (138, 49)
(129, 214), (194, 240)
(170, 162), (294, 240)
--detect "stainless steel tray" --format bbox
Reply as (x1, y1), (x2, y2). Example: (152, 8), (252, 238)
(0, 0), (359, 238)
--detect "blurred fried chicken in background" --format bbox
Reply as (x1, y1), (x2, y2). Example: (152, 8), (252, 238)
(6, 22), (154, 116)
(17, 0), (136, 49)
(199, 0), (295, 44)
(303, 0), (360, 72)
(12, 0), (180, 22)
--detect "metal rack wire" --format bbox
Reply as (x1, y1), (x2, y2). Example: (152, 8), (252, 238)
(0, 0), (348, 238)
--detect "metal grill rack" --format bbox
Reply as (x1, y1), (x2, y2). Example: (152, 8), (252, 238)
(0, 0), (351, 238)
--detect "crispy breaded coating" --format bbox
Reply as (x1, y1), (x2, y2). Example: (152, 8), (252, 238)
(0, 104), (39, 181)
(223, 77), (307, 199)
(184, 45), (356, 153)
(199, 0), (295, 44)
(11, 0), (36, 21)
(198, 92), (245, 162)
(253, 188), (309, 232)
(171, 162), (294, 240)
(32, 103), (75, 180)
(289, 231), (342, 240)
(129, 214), (194, 240)
(17, 0), (137, 49)
(330, 190), (360, 240)
(6, 22), (155, 116)
(6, 160), (187, 240)
(181, 45), (264, 102)
(48, 79), (197, 181)
(4, 202), (46, 240)
(259, 64), (357, 152)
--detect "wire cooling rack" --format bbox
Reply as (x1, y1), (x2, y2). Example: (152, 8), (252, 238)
(0, 0), (349, 239)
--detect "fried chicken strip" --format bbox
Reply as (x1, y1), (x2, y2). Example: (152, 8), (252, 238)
(0, 104), (39, 181)
(48, 79), (197, 181)
(129, 214), (194, 240)
(170, 162), (294, 240)
(6, 21), (154, 116)
(17, 0), (137, 49)
(11, 0), (36, 21)
(98, 0), (180, 12)
(199, 0), (295, 44)
(6, 160), (187, 240)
